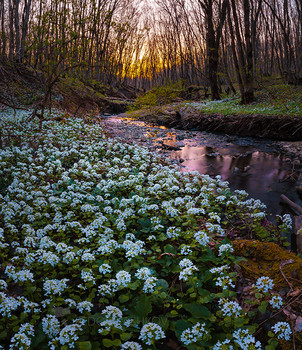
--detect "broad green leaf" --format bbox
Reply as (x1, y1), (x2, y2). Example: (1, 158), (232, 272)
(79, 341), (92, 350)
(134, 295), (152, 318)
(183, 303), (212, 319)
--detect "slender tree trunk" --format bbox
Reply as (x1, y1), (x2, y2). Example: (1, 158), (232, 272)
(14, 0), (21, 61)
(0, 0), (6, 56)
(20, 0), (32, 62)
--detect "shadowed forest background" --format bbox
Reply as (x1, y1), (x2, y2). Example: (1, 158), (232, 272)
(0, 0), (302, 109)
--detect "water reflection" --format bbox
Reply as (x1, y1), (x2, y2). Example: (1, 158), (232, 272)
(171, 145), (299, 216)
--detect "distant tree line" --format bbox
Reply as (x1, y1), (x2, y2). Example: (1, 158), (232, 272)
(0, 0), (301, 103)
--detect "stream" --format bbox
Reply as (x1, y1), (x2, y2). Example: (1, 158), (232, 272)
(102, 115), (302, 220)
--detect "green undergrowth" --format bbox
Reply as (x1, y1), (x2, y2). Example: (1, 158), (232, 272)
(187, 85), (302, 117)
(0, 109), (300, 350)
(128, 81), (186, 111)
(128, 84), (302, 118)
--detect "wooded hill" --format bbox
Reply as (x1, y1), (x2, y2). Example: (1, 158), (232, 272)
(0, 0), (301, 107)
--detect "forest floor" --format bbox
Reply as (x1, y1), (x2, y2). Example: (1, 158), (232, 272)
(1, 110), (302, 349)
(127, 84), (302, 141)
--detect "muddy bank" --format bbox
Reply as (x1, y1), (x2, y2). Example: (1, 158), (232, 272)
(139, 110), (302, 141)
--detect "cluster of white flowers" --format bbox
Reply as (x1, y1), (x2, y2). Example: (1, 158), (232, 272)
(218, 244), (234, 256)
(143, 277), (158, 293)
(43, 279), (69, 296)
(179, 258), (199, 281)
(181, 322), (208, 345)
(0, 292), (21, 317)
(277, 214), (292, 231)
(116, 270), (131, 288)
(81, 270), (95, 284)
(219, 298), (242, 317)
(180, 245), (193, 255)
(99, 263), (111, 275)
(166, 226), (182, 238)
(209, 265), (230, 275)
(0, 280), (8, 290)
(5, 266), (34, 283)
(122, 239), (146, 260)
(139, 323), (165, 345)
(271, 322), (292, 340)
(77, 301), (93, 313)
(233, 329), (262, 350)
(269, 295), (283, 309)
(206, 223), (225, 236)
(212, 338), (234, 350)
(135, 267), (152, 280)
(42, 315), (60, 338)
(216, 276), (235, 290)
(9, 323), (34, 350)
(99, 306), (123, 332)
(121, 341), (142, 349)
(50, 318), (86, 349)
(194, 231), (210, 246)
(253, 276), (274, 293)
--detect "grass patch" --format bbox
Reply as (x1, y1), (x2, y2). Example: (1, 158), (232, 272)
(129, 84), (302, 118)
(182, 85), (302, 117)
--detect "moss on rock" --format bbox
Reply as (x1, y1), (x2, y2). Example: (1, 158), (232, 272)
(233, 240), (302, 289)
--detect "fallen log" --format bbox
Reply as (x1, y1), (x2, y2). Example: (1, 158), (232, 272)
(280, 194), (302, 215)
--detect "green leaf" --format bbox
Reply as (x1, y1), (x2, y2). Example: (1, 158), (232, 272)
(258, 301), (268, 314)
(120, 333), (133, 341)
(79, 341), (92, 350)
(170, 310), (178, 316)
(164, 244), (177, 254)
(119, 294), (130, 303)
(156, 279), (169, 290)
(102, 339), (113, 348)
(234, 317), (246, 327)
(112, 339), (121, 346)
(0, 331), (7, 340)
(108, 339), (121, 346)
(183, 303), (212, 319)
(134, 295), (152, 318)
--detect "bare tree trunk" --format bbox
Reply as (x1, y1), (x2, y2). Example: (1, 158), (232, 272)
(20, 0), (32, 62)
(14, 0), (20, 61)
(9, 0), (14, 60)
(198, 0), (228, 100)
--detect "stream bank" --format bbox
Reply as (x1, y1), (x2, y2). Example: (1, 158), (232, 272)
(131, 105), (302, 141)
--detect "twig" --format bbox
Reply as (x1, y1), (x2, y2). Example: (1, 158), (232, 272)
(287, 276), (302, 284)
(279, 260), (294, 292)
